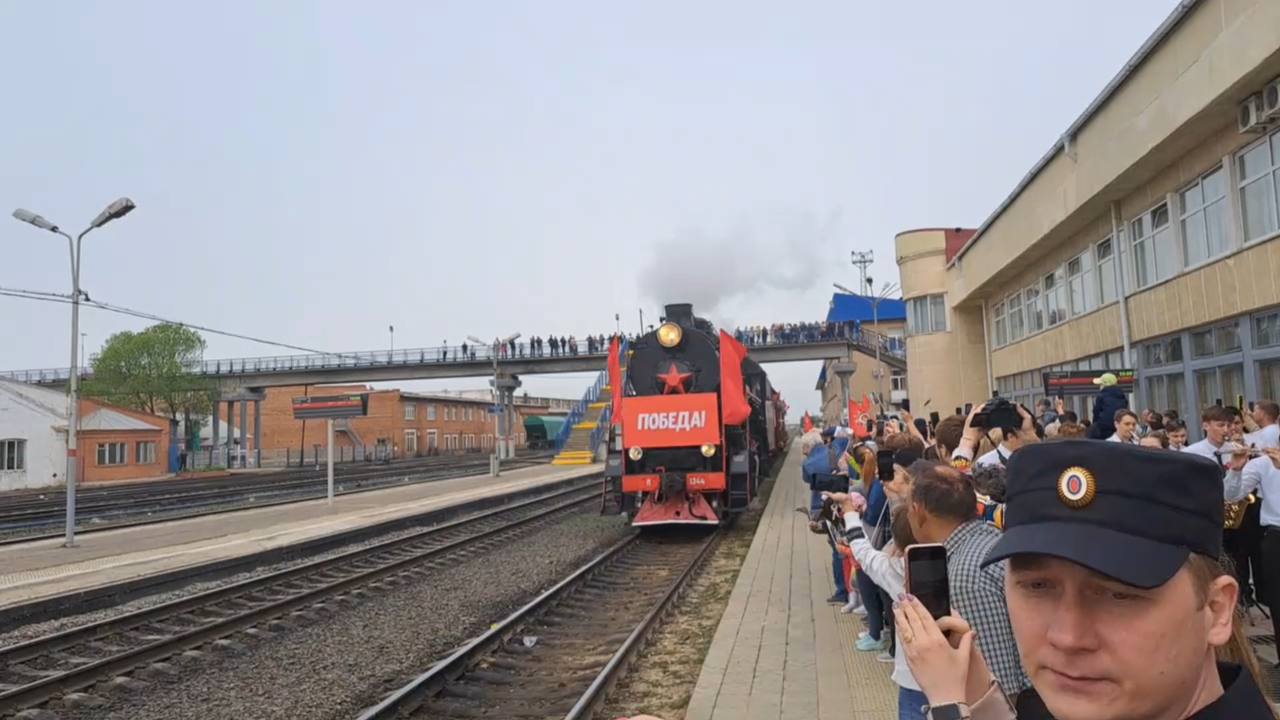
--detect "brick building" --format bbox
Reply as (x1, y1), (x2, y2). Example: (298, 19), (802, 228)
(217, 385), (560, 462)
(0, 380), (172, 490)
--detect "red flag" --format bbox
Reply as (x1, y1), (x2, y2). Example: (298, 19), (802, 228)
(718, 330), (751, 425)
(608, 336), (623, 424)
(802, 412), (814, 432)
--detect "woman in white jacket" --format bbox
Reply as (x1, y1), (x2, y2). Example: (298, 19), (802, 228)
(835, 498), (928, 719)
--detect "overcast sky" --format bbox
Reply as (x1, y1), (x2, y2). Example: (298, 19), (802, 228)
(0, 1), (1179, 415)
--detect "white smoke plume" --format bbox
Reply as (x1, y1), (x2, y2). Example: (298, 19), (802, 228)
(638, 210), (844, 329)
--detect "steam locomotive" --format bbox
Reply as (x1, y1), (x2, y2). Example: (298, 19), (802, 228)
(603, 303), (788, 526)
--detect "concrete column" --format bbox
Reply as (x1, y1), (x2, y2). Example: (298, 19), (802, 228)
(210, 395), (220, 468)
(239, 401), (248, 468)
(226, 400), (235, 467)
(253, 399), (262, 468)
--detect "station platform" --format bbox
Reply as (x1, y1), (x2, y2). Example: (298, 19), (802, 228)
(0, 462), (601, 613)
(686, 446), (897, 719)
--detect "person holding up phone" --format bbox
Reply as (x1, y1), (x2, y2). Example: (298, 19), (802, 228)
(896, 440), (1272, 720)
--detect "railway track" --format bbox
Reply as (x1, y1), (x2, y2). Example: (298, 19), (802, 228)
(358, 530), (718, 720)
(0, 481), (600, 717)
(0, 452), (550, 543)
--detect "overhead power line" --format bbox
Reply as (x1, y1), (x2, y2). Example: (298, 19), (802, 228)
(0, 285), (344, 358)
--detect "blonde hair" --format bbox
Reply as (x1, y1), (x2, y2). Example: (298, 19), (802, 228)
(799, 429), (824, 456)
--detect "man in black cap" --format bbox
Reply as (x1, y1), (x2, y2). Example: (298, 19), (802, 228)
(894, 440), (1271, 719)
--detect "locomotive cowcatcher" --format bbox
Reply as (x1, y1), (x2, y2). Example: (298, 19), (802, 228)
(603, 303), (787, 527)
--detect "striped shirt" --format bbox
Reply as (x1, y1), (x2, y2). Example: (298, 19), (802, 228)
(944, 520), (1031, 695)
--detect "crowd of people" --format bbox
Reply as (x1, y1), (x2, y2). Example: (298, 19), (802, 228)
(733, 319), (907, 355)
(622, 376), (1280, 720)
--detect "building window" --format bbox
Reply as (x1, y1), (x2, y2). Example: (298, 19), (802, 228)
(1066, 253), (1095, 317)
(1023, 286), (1043, 333)
(1237, 132), (1280, 243)
(1130, 203), (1177, 288)
(404, 430), (418, 455)
(1180, 167), (1229, 266)
(426, 404), (436, 421)
(1191, 322), (1242, 359)
(993, 301), (1007, 348)
(1006, 292), (1025, 342)
(1260, 359), (1280, 401)
(1142, 337), (1183, 367)
(1043, 268), (1067, 326)
(1096, 238), (1117, 305)
(0, 439), (24, 471)
(467, 407), (474, 421)
(905, 294), (947, 335)
(403, 403), (416, 421)
(1145, 373), (1186, 421)
(890, 372), (907, 392)
(1195, 365), (1245, 410)
(97, 442), (127, 466)
(135, 441), (157, 464)
(1254, 311), (1280, 349)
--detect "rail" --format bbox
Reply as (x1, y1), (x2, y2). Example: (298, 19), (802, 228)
(0, 326), (886, 385)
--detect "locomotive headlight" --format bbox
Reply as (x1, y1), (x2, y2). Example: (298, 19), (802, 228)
(656, 322), (683, 348)
(628, 446), (644, 461)
(700, 444), (717, 457)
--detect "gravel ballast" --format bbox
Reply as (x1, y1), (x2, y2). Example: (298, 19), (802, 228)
(53, 510), (633, 720)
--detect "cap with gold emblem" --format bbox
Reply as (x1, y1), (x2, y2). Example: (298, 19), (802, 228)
(981, 439), (1224, 589)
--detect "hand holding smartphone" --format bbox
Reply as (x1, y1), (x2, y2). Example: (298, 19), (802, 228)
(905, 543), (951, 620)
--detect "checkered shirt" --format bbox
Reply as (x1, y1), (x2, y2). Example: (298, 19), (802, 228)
(944, 519), (1030, 694)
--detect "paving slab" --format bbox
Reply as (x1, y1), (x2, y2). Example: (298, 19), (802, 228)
(685, 445), (896, 719)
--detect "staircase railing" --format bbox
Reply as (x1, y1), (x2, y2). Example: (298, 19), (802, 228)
(554, 339), (627, 453)
(587, 339), (627, 453)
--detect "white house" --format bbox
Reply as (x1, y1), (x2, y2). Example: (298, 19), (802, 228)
(0, 380), (67, 492)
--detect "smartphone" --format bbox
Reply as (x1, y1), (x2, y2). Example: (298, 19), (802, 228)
(876, 449), (895, 482)
(1237, 395), (1245, 412)
(929, 411), (941, 426)
(901, 398), (911, 413)
(963, 402), (973, 416)
(876, 419), (885, 437)
(954, 407), (962, 417)
(1249, 401), (1256, 412)
(905, 543), (951, 620)
(1216, 398), (1223, 407)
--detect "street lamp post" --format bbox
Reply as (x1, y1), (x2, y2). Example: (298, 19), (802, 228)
(13, 197), (136, 547)
(389, 325), (395, 360)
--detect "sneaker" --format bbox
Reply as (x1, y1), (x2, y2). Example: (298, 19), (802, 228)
(857, 631), (869, 640)
(840, 600), (863, 614)
(876, 651), (894, 663)
(853, 605), (868, 616)
(855, 635), (888, 652)
(826, 593), (849, 605)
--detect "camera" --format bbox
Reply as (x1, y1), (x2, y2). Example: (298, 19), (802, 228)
(971, 397), (1022, 431)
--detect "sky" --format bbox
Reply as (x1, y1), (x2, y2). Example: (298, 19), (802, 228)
(0, 1), (1181, 416)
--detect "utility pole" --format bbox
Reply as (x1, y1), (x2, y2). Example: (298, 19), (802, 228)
(850, 250), (874, 293)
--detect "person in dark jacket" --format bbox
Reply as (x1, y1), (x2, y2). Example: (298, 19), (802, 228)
(1087, 372), (1128, 440)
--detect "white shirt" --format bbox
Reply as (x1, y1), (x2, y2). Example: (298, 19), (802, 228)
(850, 536), (919, 692)
(1184, 439), (1244, 497)
(1224, 455), (1280, 527)
(976, 444), (1014, 468)
(1246, 423), (1280, 451)
(1107, 433), (1138, 444)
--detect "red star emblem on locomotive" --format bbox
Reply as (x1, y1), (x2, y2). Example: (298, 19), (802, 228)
(656, 362), (693, 394)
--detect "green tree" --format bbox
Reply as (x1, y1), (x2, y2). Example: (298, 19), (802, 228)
(83, 324), (214, 424)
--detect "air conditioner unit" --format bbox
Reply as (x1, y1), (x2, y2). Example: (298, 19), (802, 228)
(1263, 77), (1280, 121)
(1240, 93), (1267, 134)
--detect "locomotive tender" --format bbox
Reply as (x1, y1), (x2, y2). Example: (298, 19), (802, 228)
(604, 303), (787, 526)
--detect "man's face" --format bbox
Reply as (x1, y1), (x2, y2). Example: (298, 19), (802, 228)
(1203, 419), (1229, 445)
(1006, 556), (1231, 720)
(1116, 415), (1138, 440)
(1168, 428), (1188, 448)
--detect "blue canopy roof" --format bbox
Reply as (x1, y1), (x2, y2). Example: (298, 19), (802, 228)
(826, 293), (906, 323)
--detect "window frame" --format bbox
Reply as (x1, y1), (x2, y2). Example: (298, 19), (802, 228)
(1235, 131), (1280, 245)
(1023, 285), (1043, 334)
(992, 301), (1008, 348)
(403, 402), (416, 421)
(1006, 291), (1025, 342)
(1179, 165), (1230, 268)
(0, 439), (25, 472)
(426, 404), (437, 421)
(1066, 251), (1096, 317)
(97, 442), (127, 466)
(1129, 202), (1178, 289)
(1095, 237), (1117, 306)
(135, 441), (157, 465)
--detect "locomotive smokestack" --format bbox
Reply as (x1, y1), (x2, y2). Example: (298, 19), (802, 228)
(663, 303), (695, 328)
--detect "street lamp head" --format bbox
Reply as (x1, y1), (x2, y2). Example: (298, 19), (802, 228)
(12, 208), (59, 233)
(466, 335), (485, 345)
(88, 197), (135, 230)
(503, 332), (522, 344)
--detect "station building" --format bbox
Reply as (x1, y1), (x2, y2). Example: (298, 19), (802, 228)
(815, 292), (907, 424)
(0, 380), (172, 491)
(896, 0), (1280, 432)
